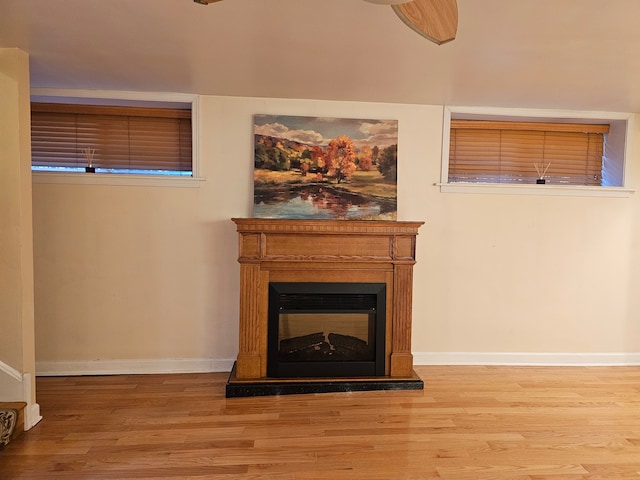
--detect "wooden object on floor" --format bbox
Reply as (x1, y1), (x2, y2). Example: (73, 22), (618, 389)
(231, 218), (424, 381)
(0, 402), (26, 448)
(2, 366), (640, 478)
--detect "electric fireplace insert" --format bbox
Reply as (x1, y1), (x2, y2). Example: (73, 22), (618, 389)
(267, 282), (386, 378)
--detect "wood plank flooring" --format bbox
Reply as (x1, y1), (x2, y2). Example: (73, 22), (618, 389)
(1, 366), (640, 479)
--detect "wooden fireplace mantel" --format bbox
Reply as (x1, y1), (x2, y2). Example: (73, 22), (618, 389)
(231, 218), (424, 381)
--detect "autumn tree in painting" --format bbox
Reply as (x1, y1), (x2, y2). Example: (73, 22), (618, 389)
(323, 135), (357, 184)
(357, 145), (373, 171)
(378, 144), (397, 181)
(309, 145), (324, 173)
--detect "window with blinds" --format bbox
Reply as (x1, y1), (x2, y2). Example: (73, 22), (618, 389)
(448, 120), (610, 185)
(31, 103), (192, 176)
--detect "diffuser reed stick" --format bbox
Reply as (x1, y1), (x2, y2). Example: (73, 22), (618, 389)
(82, 147), (95, 168)
(534, 162), (551, 179)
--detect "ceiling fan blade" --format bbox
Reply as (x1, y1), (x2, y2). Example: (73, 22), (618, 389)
(195, 0), (457, 45)
(391, 0), (458, 45)
(363, 0), (412, 4)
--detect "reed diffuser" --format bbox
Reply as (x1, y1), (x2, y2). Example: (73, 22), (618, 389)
(534, 162), (550, 184)
(82, 147), (95, 173)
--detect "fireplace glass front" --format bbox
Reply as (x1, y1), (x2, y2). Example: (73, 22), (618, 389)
(267, 282), (386, 378)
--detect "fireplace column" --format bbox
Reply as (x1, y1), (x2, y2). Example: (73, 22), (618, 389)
(390, 263), (415, 376)
(236, 263), (264, 379)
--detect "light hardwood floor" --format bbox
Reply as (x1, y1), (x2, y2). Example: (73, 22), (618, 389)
(1, 366), (640, 479)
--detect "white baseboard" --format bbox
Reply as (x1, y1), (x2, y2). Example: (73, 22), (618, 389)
(36, 358), (236, 376)
(35, 353), (640, 377)
(0, 360), (24, 402)
(413, 352), (640, 366)
(0, 360), (23, 382)
(26, 403), (42, 430)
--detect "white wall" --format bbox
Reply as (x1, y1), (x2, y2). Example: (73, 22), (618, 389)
(31, 94), (640, 374)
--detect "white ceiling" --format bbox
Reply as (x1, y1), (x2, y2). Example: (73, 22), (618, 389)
(2, 0), (640, 113)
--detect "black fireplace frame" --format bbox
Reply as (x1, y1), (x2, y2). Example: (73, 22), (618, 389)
(267, 282), (386, 378)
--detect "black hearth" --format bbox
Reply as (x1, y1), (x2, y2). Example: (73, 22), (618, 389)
(267, 282), (386, 378)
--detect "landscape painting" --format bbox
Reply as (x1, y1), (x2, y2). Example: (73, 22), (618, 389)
(253, 114), (398, 220)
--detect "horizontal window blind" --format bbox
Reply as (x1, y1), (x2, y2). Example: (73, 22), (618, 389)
(31, 103), (192, 173)
(449, 120), (609, 185)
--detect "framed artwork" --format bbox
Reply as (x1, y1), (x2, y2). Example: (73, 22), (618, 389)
(253, 114), (398, 220)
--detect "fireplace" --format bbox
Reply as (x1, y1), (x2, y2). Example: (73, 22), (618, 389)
(227, 218), (424, 397)
(268, 282), (386, 378)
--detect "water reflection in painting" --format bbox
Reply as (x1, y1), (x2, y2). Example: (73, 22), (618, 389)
(254, 184), (397, 219)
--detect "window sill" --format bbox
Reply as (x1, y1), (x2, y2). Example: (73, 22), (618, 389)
(32, 171), (205, 188)
(437, 182), (635, 198)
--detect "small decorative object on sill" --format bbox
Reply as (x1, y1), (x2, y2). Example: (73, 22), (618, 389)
(534, 162), (550, 185)
(82, 147), (95, 173)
